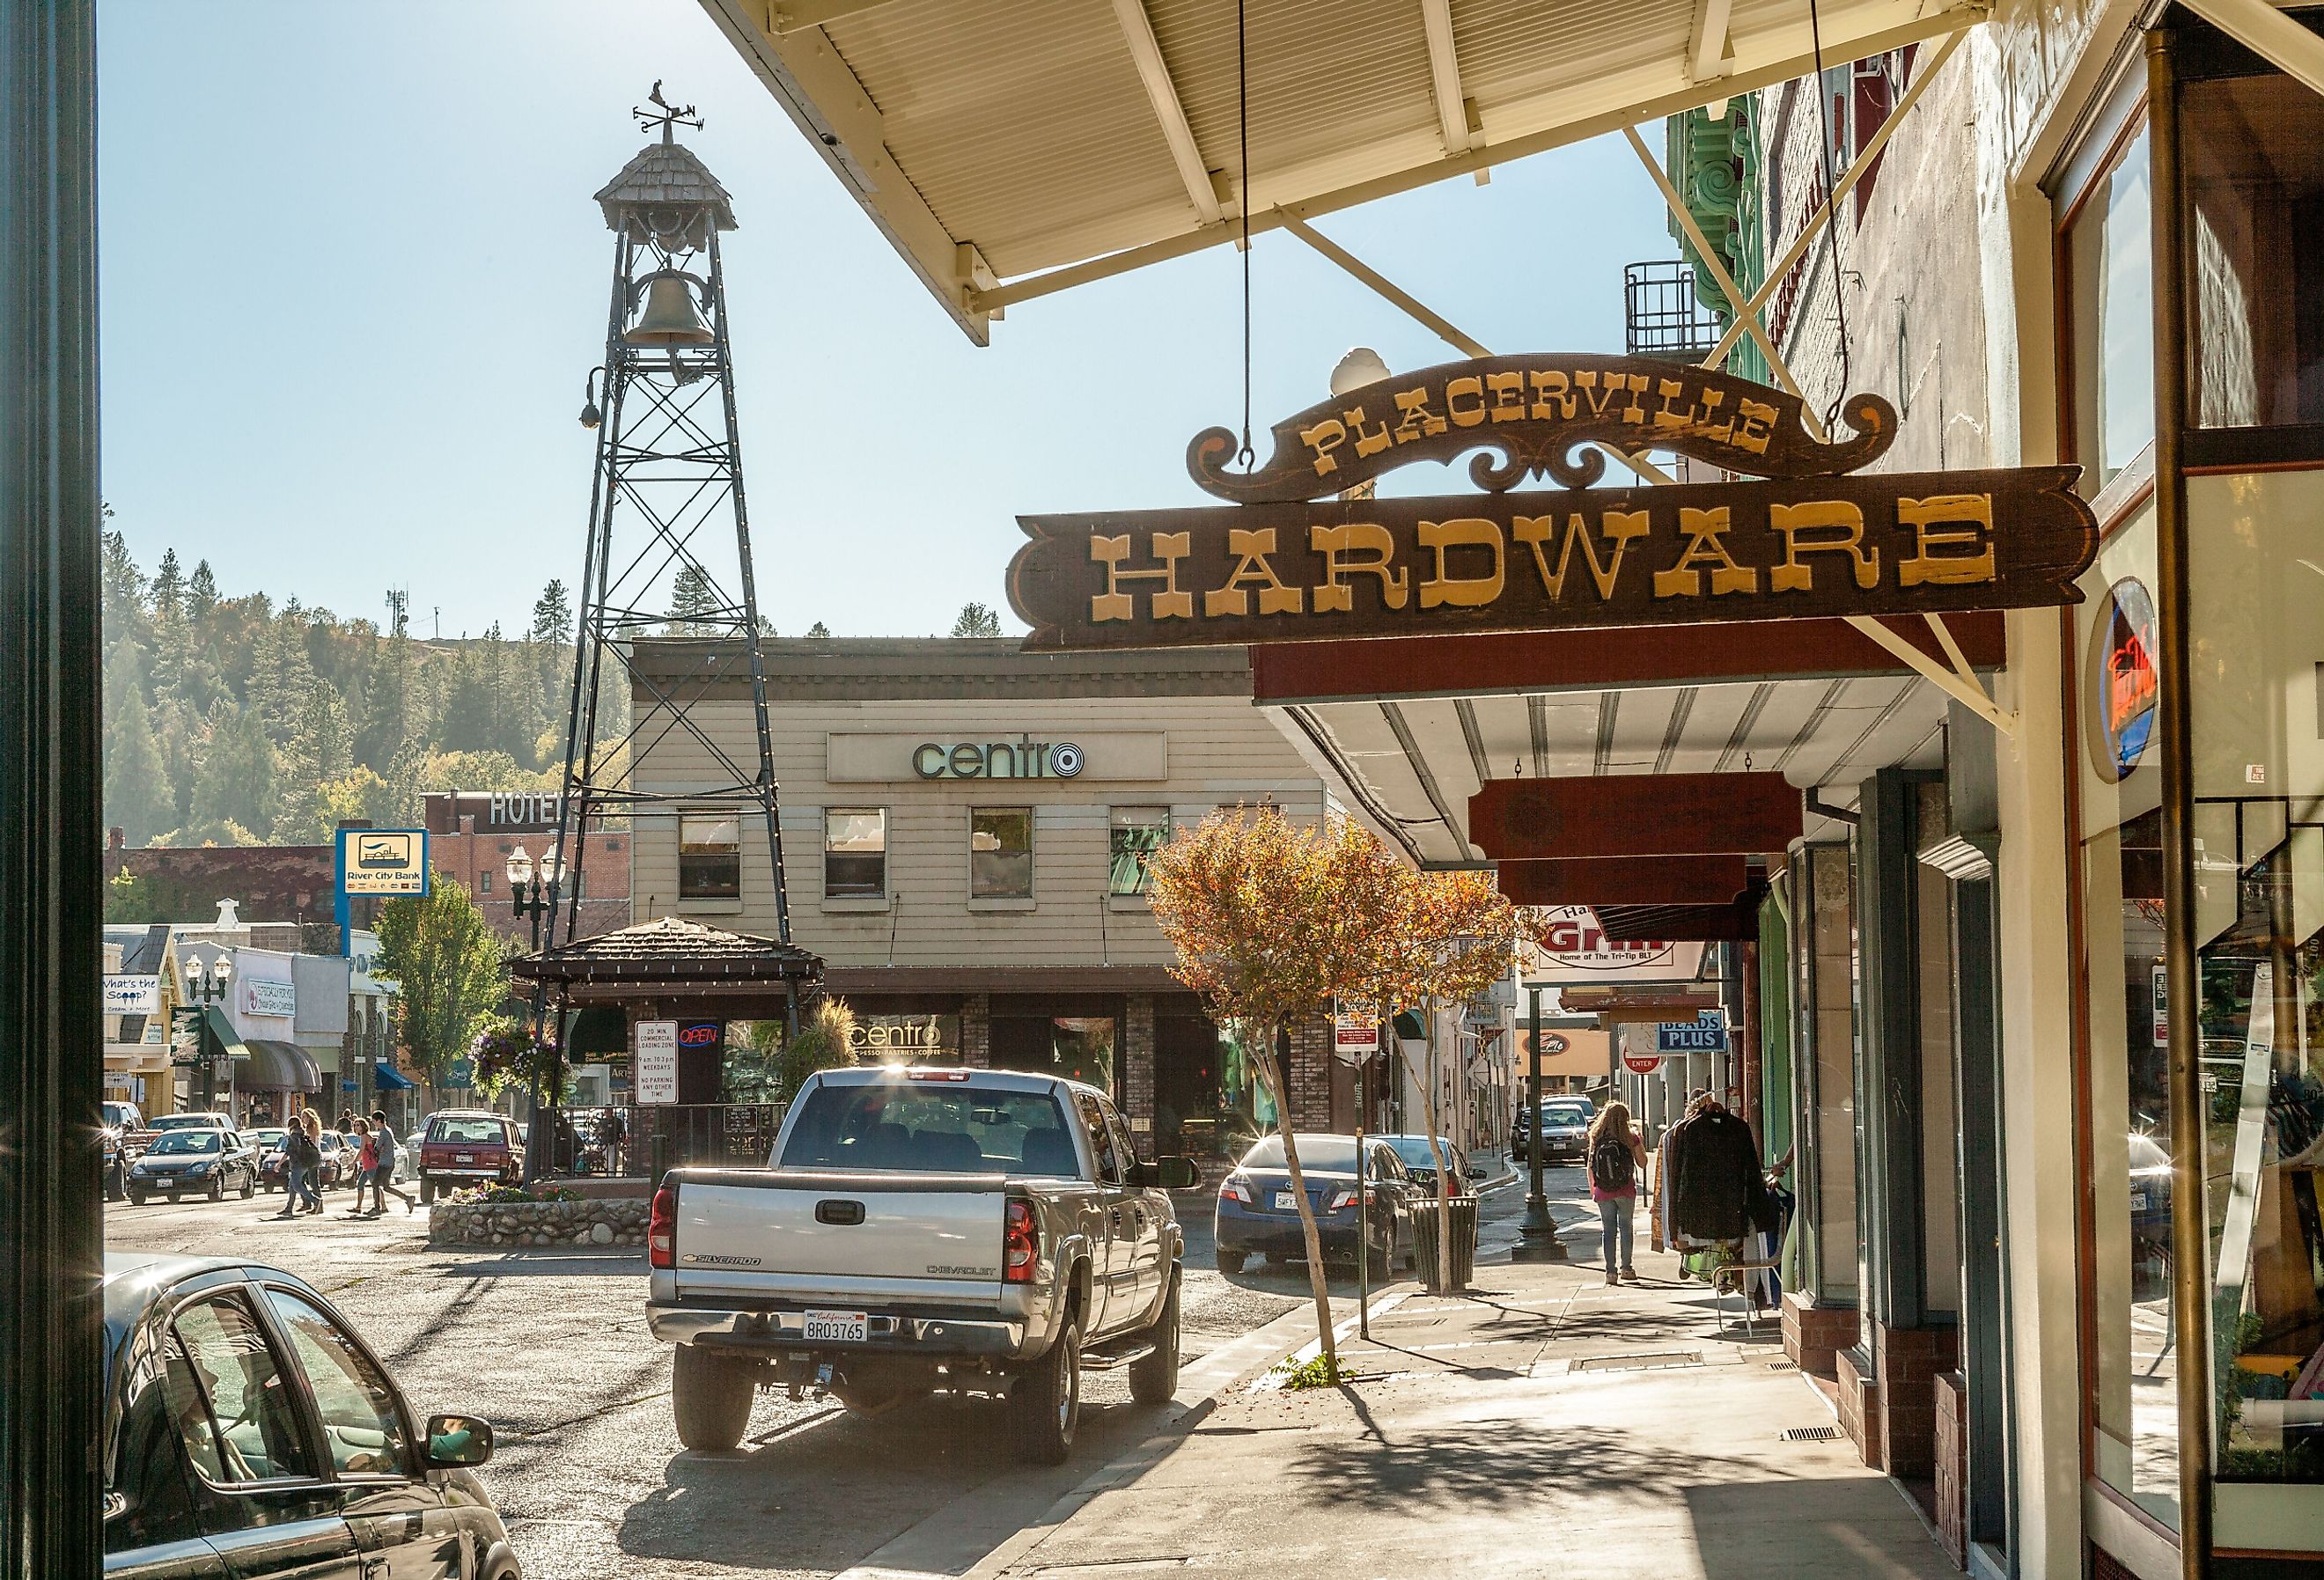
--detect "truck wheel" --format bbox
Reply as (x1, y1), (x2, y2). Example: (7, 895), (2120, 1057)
(105, 1162), (124, 1202)
(1012, 1318), (1081, 1465)
(1129, 1271), (1180, 1406)
(1214, 1246), (1244, 1275)
(672, 1345), (755, 1451)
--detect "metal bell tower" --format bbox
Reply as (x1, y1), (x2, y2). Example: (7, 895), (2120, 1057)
(551, 86), (791, 949)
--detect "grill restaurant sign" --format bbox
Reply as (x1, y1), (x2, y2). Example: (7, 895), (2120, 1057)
(1007, 354), (2100, 650)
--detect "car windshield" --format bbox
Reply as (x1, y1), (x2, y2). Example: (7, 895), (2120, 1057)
(1385, 1136), (1455, 1170)
(1541, 1105), (1592, 1127)
(779, 1080), (1078, 1174)
(250, 1128), (288, 1147)
(103, 1104), (138, 1127)
(1238, 1135), (1361, 1172)
(147, 1132), (220, 1155)
(150, 1114), (219, 1130)
(428, 1119), (505, 1145)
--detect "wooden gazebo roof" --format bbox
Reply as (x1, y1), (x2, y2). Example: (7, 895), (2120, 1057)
(510, 915), (823, 996)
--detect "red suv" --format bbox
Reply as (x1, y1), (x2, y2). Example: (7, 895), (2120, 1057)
(416, 1111), (526, 1202)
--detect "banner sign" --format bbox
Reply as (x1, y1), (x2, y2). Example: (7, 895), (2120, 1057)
(635, 1020), (680, 1106)
(1004, 354), (2098, 654)
(1653, 1010), (1729, 1055)
(103, 974), (159, 1016)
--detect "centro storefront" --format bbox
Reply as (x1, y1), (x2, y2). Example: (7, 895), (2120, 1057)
(625, 636), (1353, 1154)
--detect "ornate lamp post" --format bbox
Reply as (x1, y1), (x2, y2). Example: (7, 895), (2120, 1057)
(180, 953), (234, 1113)
(509, 844), (563, 1182)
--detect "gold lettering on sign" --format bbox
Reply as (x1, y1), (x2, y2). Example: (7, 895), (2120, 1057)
(1345, 405), (1394, 459)
(1299, 418), (1348, 477)
(1485, 371), (1528, 423)
(1653, 507), (1758, 597)
(1511, 512), (1650, 601)
(1895, 495), (1998, 586)
(1620, 374), (1649, 425)
(1573, 371), (1623, 420)
(1732, 399), (1778, 454)
(1204, 528), (1307, 617)
(1393, 387), (1449, 443)
(1769, 503), (1878, 592)
(1530, 371), (1576, 421)
(1417, 519), (1506, 608)
(1652, 379), (1732, 443)
(1090, 532), (1195, 621)
(1445, 376), (1486, 428)
(1310, 524), (1410, 612)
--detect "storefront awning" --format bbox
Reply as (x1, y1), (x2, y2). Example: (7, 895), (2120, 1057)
(702, 0), (1986, 341)
(239, 1039), (320, 1093)
(202, 1005), (251, 1063)
(371, 1062), (415, 1091)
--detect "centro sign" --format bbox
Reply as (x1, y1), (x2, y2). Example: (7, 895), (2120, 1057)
(912, 737), (1085, 780)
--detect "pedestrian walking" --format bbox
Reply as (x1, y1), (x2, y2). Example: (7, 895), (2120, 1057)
(274, 1113), (320, 1220)
(1587, 1099), (1650, 1286)
(346, 1118), (379, 1216)
(297, 1109), (326, 1213)
(369, 1108), (416, 1215)
(595, 1106), (625, 1175)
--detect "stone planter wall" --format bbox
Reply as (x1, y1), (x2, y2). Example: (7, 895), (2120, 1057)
(429, 1197), (650, 1250)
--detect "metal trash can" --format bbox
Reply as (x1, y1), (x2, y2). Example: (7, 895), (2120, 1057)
(1410, 1195), (1479, 1292)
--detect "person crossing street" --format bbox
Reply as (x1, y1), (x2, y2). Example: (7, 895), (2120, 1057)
(367, 1108), (416, 1216)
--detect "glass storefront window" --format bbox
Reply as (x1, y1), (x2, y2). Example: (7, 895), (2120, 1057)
(1108, 807), (1168, 896)
(2072, 499), (2175, 1527)
(2182, 74), (2324, 428)
(2066, 120), (2157, 491)
(970, 806), (1033, 899)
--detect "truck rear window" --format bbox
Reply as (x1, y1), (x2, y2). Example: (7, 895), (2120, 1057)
(427, 1119), (505, 1145)
(780, 1083), (1079, 1176)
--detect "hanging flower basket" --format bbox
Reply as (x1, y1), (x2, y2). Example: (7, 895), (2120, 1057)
(472, 1025), (558, 1091)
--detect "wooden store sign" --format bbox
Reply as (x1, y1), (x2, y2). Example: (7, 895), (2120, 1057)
(1006, 353), (2100, 651)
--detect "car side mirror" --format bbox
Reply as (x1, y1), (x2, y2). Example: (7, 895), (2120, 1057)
(1133, 1157), (1197, 1190)
(424, 1414), (493, 1469)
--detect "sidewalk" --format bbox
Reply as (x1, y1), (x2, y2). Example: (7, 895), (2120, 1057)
(968, 1239), (1958, 1580)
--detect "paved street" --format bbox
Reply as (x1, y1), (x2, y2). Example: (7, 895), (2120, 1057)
(105, 1157), (1598, 1579)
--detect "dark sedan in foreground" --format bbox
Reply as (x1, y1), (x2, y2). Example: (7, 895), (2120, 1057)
(1214, 1133), (1423, 1277)
(103, 1252), (521, 1579)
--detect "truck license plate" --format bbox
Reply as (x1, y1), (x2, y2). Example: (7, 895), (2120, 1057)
(455, 1153), (475, 1163)
(1273, 1191), (1299, 1211)
(803, 1309), (868, 1343)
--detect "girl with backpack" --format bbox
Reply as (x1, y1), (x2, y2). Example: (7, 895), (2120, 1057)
(1587, 1101), (1650, 1285)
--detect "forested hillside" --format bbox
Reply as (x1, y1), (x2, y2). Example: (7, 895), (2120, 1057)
(99, 530), (617, 848)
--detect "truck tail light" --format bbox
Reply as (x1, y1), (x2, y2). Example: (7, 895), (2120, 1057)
(648, 1186), (677, 1269)
(1217, 1174), (1254, 1205)
(1004, 1199), (1039, 1282)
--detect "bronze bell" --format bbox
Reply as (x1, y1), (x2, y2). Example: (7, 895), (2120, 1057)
(625, 270), (713, 347)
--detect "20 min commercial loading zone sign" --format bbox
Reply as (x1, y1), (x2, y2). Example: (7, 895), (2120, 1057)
(1007, 354), (2099, 650)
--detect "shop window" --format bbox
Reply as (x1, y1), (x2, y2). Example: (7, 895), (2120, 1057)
(2182, 71), (2324, 429)
(825, 807), (886, 899)
(970, 807), (1032, 900)
(678, 812), (741, 900)
(1109, 807), (1168, 896)
(2063, 118), (2156, 491)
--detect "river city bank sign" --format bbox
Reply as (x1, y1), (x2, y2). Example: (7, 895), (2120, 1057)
(1007, 354), (2100, 650)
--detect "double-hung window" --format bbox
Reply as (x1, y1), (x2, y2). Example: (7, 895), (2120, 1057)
(825, 808), (887, 899)
(678, 812), (741, 900)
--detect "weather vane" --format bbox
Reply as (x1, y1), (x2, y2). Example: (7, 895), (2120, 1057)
(633, 80), (703, 142)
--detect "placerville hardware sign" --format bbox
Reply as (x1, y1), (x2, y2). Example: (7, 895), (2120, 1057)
(1006, 353), (2100, 651)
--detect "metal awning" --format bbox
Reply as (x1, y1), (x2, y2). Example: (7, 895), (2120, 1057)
(700, 0), (1987, 341)
(372, 1062), (416, 1092)
(239, 1040), (322, 1093)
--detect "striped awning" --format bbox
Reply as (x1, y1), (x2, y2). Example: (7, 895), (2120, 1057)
(239, 1039), (321, 1093)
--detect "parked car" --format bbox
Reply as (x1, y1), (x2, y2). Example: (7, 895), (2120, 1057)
(101, 1101), (146, 1203)
(101, 1251), (521, 1580)
(646, 1066), (1195, 1463)
(1214, 1133), (1423, 1278)
(259, 1128), (349, 1194)
(121, 1110), (232, 1157)
(126, 1129), (260, 1205)
(1510, 1098), (1595, 1164)
(1379, 1133), (1472, 1196)
(416, 1111), (526, 1202)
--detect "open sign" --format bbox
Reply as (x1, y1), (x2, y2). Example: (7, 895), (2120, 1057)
(677, 1023), (722, 1048)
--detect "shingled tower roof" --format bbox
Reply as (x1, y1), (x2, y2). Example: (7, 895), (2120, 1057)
(594, 134), (737, 246)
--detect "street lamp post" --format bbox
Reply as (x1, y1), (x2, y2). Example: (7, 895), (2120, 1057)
(508, 844), (563, 1183)
(1515, 985), (1568, 1260)
(180, 953), (234, 1113)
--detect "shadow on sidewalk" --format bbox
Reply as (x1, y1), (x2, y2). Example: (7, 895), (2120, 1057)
(1282, 1413), (1776, 1508)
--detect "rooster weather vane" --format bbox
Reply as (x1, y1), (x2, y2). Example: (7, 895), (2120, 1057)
(634, 80), (703, 140)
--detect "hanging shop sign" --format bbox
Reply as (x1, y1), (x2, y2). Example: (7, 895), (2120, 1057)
(1652, 1010), (1729, 1055)
(634, 1020), (680, 1106)
(1005, 353), (2099, 652)
(104, 974), (160, 1016)
(1623, 1050), (1665, 1073)
(1520, 907), (1706, 984)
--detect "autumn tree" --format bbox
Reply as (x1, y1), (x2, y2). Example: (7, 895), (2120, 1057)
(1146, 809), (1405, 1376)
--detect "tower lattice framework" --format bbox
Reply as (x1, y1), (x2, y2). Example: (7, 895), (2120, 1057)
(552, 95), (791, 949)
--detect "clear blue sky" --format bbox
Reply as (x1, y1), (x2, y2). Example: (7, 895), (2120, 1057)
(97, 0), (1676, 639)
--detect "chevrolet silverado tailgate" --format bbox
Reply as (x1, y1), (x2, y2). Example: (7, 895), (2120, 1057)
(668, 1169), (1012, 1304)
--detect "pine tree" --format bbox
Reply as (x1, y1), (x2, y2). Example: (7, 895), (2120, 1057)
(950, 602), (1002, 637)
(102, 643), (171, 843)
(187, 559), (218, 615)
(270, 681), (355, 841)
(151, 549), (185, 622)
(188, 701), (275, 834)
(806, 621), (832, 639)
(666, 565), (723, 635)
(530, 579), (573, 644)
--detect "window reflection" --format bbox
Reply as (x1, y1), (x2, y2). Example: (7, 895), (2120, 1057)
(2067, 121), (2157, 489)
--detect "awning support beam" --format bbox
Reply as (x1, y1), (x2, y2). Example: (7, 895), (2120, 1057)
(1845, 614), (2018, 737)
(2181, 0), (2324, 99)
(1110, 0), (1225, 225)
(1418, 0), (1478, 159)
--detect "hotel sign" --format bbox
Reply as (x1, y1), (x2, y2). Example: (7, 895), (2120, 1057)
(1005, 354), (2100, 652)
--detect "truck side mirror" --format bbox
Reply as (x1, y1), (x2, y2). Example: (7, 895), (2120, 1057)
(1136, 1156), (1197, 1190)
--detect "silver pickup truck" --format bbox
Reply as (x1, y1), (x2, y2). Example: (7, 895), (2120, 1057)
(646, 1065), (1195, 1462)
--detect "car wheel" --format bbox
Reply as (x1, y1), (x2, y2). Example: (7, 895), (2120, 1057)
(1366, 1226), (1393, 1282)
(1129, 1270), (1180, 1406)
(672, 1344), (757, 1451)
(1011, 1316), (1081, 1465)
(128, 1191), (146, 1208)
(104, 1161), (124, 1203)
(239, 1170), (254, 1200)
(1214, 1246), (1245, 1275)
(207, 1173), (225, 1202)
